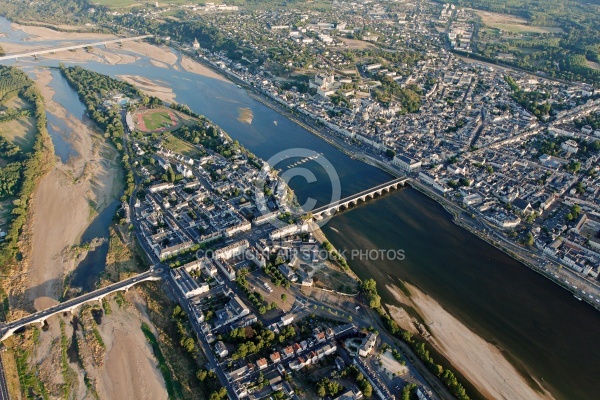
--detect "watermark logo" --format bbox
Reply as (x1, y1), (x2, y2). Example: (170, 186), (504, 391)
(197, 246), (406, 263)
(255, 148), (341, 229)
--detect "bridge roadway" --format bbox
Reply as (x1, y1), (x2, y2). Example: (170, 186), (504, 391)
(0, 35), (154, 61)
(0, 268), (163, 342)
(311, 177), (409, 218)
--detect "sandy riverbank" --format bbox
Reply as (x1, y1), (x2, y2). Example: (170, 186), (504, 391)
(120, 40), (178, 65)
(43, 45), (139, 65)
(5, 21), (242, 86)
(1, 24), (162, 68)
(29, 290), (167, 399)
(0, 23), (116, 54)
(13, 23), (116, 41)
(117, 75), (177, 103)
(180, 55), (230, 82)
(95, 291), (168, 400)
(386, 283), (554, 400)
(24, 69), (123, 308)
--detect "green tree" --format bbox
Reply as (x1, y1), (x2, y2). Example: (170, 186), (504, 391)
(197, 369), (208, 381)
(317, 384), (326, 397)
(361, 382), (373, 397)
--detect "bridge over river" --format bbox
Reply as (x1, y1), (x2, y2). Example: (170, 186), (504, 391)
(311, 177), (410, 218)
(0, 268), (163, 342)
(0, 35), (154, 62)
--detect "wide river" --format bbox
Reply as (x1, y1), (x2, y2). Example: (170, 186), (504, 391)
(1, 18), (598, 400)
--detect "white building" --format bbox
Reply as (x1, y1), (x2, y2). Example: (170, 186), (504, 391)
(393, 155), (421, 173)
(215, 341), (228, 358)
(358, 333), (377, 357)
(561, 139), (579, 154)
(171, 267), (209, 298)
(463, 193), (483, 206)
(280, 314), (294, 326)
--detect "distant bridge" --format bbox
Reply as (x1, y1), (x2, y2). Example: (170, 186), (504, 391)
(0, 34), (154, 61)
(311, 177), (409, 218)
(0, 269), (163, 342)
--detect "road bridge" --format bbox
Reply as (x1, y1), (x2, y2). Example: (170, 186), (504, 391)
(311, 177), (410, 218)
(0, 268), (163, 342)
(0, 35), (154, 61)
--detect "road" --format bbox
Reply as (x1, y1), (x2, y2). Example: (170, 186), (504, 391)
(163, 274), (235, 396)
(411, 179), (600, 310)
(0, 269), (163, 342)
(0, 355), (9, 400)
(287, 285), (450, 400)
(336, 346), (393, 400)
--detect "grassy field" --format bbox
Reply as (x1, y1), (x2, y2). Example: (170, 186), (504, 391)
(0, 117), (36, 153)
(338, 37), (378, 50)
(0, 97), (36, 152)
(90, 0), (143, 8)
(91, 0), (209, 8)
(493, 23), (563, 34)
(162, 133), (202, 158)
(142, 110), (174, 131)
(92, 0), (333, 11)
(586, 60), (600, 71)
(475, 10), (563, 34)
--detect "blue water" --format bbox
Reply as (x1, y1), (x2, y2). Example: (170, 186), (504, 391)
(0, 16), (110, 51)
(70, 201), (120, 291)
(1, 17), (598, 398)
(20, 67), (81, 162)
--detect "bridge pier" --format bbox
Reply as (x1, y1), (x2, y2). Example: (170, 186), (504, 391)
(66, 305), (79, 315)
(0, 272), (163, 343)
(307, 179), (410, 221)
(123, 284), (135, 292)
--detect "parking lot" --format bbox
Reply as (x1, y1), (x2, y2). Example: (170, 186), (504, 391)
(245, 269), (295, 313)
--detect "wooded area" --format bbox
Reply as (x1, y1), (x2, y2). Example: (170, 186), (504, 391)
(0, 66), (54, 266)
(445, 0), (600, 84)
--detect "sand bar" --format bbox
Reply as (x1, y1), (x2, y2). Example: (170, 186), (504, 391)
(386, 283), (554, 400)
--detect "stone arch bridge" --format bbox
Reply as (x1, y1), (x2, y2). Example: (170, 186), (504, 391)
(311, 177), (410, 219)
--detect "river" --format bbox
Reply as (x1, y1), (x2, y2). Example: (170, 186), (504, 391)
(0, 18), (598, 400)
(323, 188), (600, 400)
